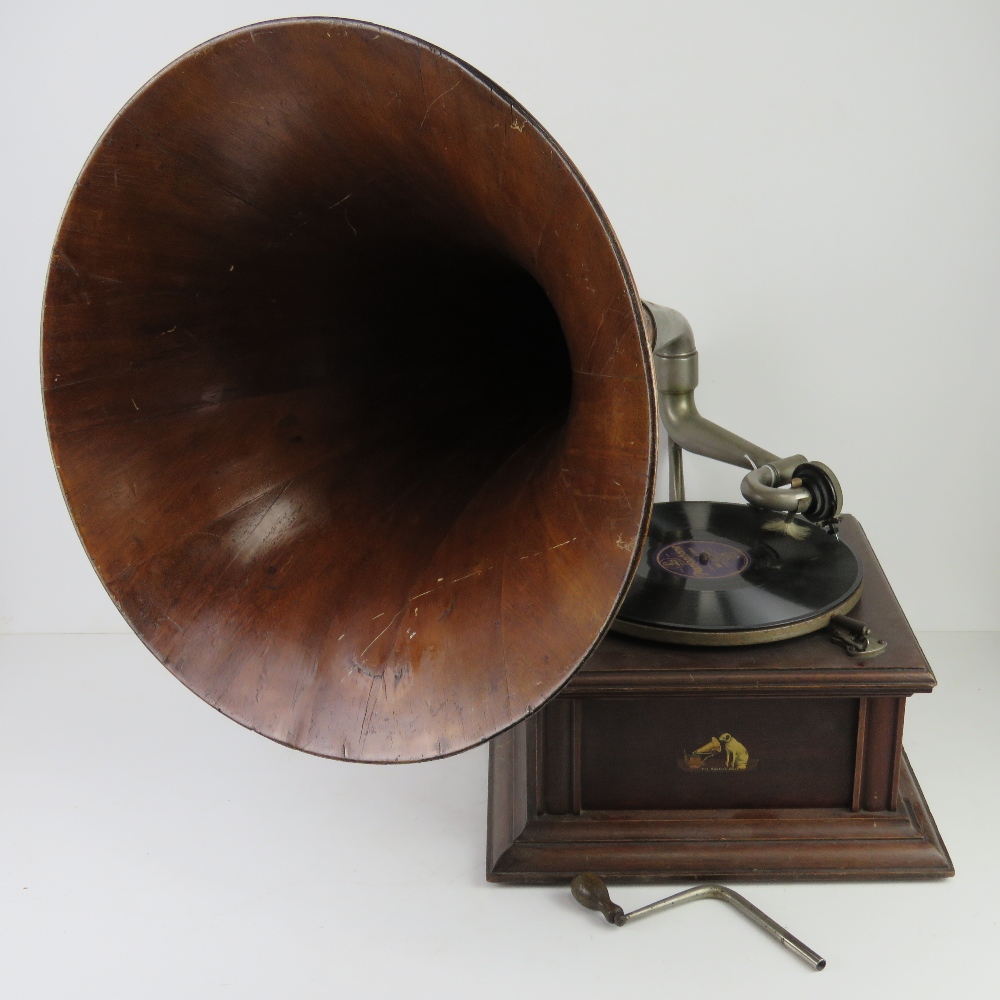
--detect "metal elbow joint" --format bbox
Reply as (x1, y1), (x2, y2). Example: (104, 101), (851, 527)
(648, 304), (778, 472)
(740, 457), (812, 514)
(741, 457), (844, 525)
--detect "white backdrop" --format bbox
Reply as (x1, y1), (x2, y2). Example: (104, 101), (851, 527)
(2, 0), (998, 632)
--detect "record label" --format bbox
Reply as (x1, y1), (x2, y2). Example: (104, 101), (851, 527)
(654, 540), (750, 579)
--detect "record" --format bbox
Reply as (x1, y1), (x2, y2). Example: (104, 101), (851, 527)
(612, 501), (863, 645)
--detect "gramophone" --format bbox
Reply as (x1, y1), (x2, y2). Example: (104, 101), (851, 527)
(43, 18), (951, 884)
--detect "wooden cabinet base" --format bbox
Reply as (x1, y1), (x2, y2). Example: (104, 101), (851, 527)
(486, 519), (953, 883)
(487, 737), (953, 882)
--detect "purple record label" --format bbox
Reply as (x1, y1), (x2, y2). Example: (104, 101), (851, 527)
(654, 540), (750, 579)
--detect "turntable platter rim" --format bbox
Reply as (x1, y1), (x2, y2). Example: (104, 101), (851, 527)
(611, 583), (862, 646)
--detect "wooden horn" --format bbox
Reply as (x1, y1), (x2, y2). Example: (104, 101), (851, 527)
(42, 18), (655, 762)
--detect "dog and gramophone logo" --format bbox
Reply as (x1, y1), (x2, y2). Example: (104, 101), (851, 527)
(679, 732), (758, 772)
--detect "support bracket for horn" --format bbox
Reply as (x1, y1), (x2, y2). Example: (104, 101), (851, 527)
(644, 302), (844, 526)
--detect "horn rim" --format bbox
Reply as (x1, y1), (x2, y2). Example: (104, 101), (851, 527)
(41, 17), (657, 762)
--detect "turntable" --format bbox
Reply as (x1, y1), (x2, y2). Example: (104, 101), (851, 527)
(41, 19), (951, 887)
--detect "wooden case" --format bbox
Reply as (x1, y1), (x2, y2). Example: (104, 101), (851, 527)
(487, 517), (954, 882)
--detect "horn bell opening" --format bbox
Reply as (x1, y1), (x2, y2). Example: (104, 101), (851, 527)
(43, 19), (655, 761)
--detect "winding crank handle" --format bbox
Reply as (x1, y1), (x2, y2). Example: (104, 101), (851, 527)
(570, 873), (826, 971)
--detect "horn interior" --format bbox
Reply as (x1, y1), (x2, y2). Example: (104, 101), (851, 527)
(43, 19), (654, 761)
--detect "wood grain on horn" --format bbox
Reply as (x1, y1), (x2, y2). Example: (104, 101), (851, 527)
(42, 19), (655, 761)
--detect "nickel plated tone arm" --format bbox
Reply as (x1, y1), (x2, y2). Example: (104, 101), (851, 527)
(643, 302), (843, 525)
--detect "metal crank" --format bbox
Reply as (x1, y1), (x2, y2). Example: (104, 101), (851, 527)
(569, 873), (826, 971)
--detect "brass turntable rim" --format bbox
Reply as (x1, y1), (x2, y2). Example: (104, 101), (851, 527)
(611, 583), (863, 646)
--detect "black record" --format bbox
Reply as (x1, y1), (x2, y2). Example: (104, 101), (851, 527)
(613, 501), (863, 645)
